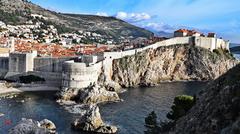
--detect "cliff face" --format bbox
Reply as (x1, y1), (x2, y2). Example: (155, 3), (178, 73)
(173, 64), (240, 134)
(112, 44), (238, 87)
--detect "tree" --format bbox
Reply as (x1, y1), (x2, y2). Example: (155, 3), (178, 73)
(145, 111), (157, 128)
(167, 95), (195, 120)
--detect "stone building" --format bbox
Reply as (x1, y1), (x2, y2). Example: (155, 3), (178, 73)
(0, 34), (231, 89)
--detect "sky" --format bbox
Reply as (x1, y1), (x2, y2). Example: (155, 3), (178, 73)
(30, 0), (240, 43)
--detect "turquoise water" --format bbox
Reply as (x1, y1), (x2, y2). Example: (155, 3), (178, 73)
(0, 82), (206, 134)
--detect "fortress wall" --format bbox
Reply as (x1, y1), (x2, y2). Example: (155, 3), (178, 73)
(216, 38), (229, 50)
(9, 53), (27, 73)
(27, 71), (62, 87)
(103, 37), (192, 61)
(34, 57), (73, 73)
(26, 52), (37, 72)
(62, 61), (102, 89)
(61, 36), (230, 89)
(195, 37), (214, 51)
(195, 37), (229, 51)
(0, 57), (9, 78)
(102, 37), (192, 81)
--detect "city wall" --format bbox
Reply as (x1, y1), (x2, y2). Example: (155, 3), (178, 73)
(34, 57), (73, 73)
(62, 60), (102, 89)
(194, 37), (229, 51)
(0, 57), (9, 78)
(0, 36), (229, 89)
(101, 37), (229, 81)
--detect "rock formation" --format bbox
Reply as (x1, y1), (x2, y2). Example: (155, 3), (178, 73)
(112, 44), (238, 87)
(60, 84), (120, 104)
(66, 104), (117, 133)
(58, 84), (119, 133)
(9, 118), (56, 134)
(58, 44), (238, 134)
(39, 119), (56, 134)
(171, 64), (240, 134)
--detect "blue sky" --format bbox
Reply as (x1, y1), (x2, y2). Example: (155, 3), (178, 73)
(30, 0), (240, 43)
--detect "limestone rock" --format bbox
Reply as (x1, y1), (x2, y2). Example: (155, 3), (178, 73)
(40, 119), (56, 134)
(96, 125), (118, 134)
(104, 81), (122, 93)
(61, 84), (121, 104)
(112, 45), (238, 87)
(70, 104), (117, 133)
(60, 88), (79, 101)
(9, 118), (56, 134)
(77, 84), (120, 104)
(171, 64), (240, 134)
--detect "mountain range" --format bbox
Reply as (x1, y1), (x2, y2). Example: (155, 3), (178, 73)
(0, 0), (154, 42)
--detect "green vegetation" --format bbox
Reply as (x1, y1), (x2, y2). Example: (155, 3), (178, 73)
(167, 95), (195, 120)
(72, 39), (78, 44)
(145, 111), (158, 128)
(119, 57), (129, 69)
(51, 39), (60, 43)
(213, 48), (234, 59)
(0, 10), (20, 24)
(144, 111), (160, 134)
(19, 75), (45, 84)
(36, 17), (72, 34)
(0, 27), (7, 32)
(144, 95), (196, 133)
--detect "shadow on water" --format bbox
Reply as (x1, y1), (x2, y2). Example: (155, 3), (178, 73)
(0, 82), (207, 134)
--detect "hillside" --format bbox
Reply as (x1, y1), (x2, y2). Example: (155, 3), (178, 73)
(0, 0), (153, 42)
(172, 63), (240, 134)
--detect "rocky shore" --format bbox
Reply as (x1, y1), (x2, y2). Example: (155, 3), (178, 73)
(9, 118), (56, 134)
(66, 104), (117, 133)
(57, 45), (239, 133)
(170, 64), (240, 134)
(0, 82), (59, 95)
(58, 84), (120, 133)
(59, 84), (121, 104)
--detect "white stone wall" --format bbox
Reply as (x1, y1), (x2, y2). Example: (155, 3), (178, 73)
(195, 37), (229, 51)
(34, 57), (72, 72)
(81, 55), (98, 65)
(61, 36), (229, 89)
(62, 60), (102, 89)
(103, 37), (192, 60)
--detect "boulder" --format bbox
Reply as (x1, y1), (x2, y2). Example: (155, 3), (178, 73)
(76, 84), (121, 104)
(60, 88), (79, 101)
(59, 84), (120, 105)
(96, 125), (118, 134)
(104, 81), (122, 92)
(9, 118), (56, 134)
(40, 119), (56, 134)
(70, 104), (118, 133)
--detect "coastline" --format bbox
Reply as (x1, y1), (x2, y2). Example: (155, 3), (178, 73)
(0, 82), (60, 95)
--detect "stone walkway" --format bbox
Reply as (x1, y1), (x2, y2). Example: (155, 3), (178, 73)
(0, 83), (60, 95)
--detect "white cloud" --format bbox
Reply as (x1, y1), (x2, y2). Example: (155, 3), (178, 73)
(142, 22), (176, 33)
(96, 12), (108, 17)
(116, 12), (151, 22)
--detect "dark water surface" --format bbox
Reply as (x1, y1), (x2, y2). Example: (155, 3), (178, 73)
(0, 82), (206, 134)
